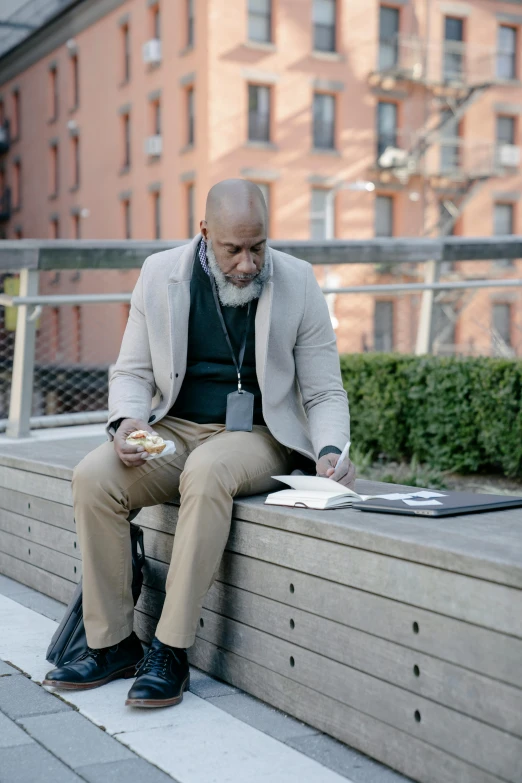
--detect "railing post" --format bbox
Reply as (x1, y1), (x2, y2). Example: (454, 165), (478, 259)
(415, 258), (439, 355)
(6, 268), (39, 438)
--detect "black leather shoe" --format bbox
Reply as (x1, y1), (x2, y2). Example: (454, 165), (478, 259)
(125, 636), (190, 708)
(43, 632), (143, 690)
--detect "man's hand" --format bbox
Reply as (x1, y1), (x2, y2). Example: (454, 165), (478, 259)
(114, 418), (155, 467)
(316, 453), (356, 490)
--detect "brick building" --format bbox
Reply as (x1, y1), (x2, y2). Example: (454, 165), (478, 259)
(0, 0), (521, 390)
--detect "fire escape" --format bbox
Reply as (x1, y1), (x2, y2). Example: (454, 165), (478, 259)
(367, 29), (519, 354)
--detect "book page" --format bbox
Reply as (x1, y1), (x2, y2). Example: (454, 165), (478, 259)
(272, 475), (361, 497)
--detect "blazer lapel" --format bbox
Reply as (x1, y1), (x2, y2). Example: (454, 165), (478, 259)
(255, 279), (274, 396)
(166, 236), (199, 409)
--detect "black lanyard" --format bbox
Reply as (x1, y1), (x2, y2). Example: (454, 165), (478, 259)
(209, 274), (251, 393)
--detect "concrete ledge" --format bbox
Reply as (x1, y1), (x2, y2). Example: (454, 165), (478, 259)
(0, 441), (521, 783)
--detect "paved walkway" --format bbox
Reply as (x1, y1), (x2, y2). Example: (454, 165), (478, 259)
(0, 573), (411, 783)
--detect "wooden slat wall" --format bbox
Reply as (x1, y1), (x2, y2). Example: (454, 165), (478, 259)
(1, 471), (522, 783)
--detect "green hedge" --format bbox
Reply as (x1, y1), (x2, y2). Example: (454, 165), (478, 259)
(339, 354), (522, 477)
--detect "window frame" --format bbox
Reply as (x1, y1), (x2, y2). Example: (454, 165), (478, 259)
(313, 92), (336, 150)
(248, 83), (271, 143)
(71, 54), (80, 110)
(310, 187), (334, 240)
(186, 87), (195, 146)
(374, 193), (394, 237)
(373, 300), (394, 352)
(122, 24), (131, 83)
(313, 0), (337, 53)
(497, 25), (517, 80)
(49, 66), (59, 122)
(248, 0), (272, 44)
(379, 5), (400, 71)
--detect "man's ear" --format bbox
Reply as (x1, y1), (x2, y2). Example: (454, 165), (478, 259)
(200, 219), (208, 240)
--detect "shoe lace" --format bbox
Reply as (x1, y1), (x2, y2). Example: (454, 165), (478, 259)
(136, 645), (180, 678)
(76, 646), (107, 663)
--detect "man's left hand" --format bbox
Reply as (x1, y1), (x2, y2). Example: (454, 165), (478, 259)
(316, 453), (356, 490)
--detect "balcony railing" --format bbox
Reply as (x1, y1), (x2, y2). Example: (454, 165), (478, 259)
(373, 35), (499, 88)
(375, 130), (517, 179)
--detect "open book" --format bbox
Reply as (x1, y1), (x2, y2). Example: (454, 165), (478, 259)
(265, 475), (380, 510)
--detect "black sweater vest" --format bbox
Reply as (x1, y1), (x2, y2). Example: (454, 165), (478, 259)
(169, 254), (265, 425)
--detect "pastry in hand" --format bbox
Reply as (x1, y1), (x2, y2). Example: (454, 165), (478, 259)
(125, 430), (166, 455)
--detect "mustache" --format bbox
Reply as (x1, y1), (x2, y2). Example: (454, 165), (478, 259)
(225, 273), (259, 281)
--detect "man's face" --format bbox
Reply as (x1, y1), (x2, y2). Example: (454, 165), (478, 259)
(203, 217), (267, 288)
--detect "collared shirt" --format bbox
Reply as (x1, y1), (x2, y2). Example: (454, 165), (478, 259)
(198, 238), (210, 276)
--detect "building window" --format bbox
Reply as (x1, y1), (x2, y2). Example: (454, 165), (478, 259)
(73, 305), (82, 363)
(248, 0), (272, 44)
(497, 26), (517, 80)
(123, 199), (131, 239)
(50, 143), (59, 196)
(72, 136), (80, 187)
(433, 303), (456, 350)
(50, 216), (60, 238)
(248, 84), (271, 142)
(153, 99), (161, 135)
(12, 89), (20, 139)
(379, 6), (399, 71)
(122, 24), (131, 82)
(71, 54), (79, 109)
(313, 93), (335, 150)
(49, 66), (59, 121)
(440, 109), (460, 173)
(255, 182), (270, 234)
(187, 183), (195, 237)
(186, 87), (195, 146)
(494, 202), (514, 267)
(310, 188), (334, 239)
(123, 114), (131, 167)
(13, 160), (21, 208)
(375, 195), (393, 237)
(492, 303), (512, 350)
(377, 101), (397, 158)
(153, 191), (161, 239)
(443, 16), (464, 82)
(497, 115), (515, 145)
(152, 4), (161, 39)
(187, 0), (194, 47)
(72, 213), (81, 239)
(374, 301), (394, 351)
(313, 0), (336, 53)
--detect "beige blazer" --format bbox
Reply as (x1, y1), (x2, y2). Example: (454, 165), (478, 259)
(107, 234), (350, 461)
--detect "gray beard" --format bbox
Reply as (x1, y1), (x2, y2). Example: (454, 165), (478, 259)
(206, 239), (271, 307)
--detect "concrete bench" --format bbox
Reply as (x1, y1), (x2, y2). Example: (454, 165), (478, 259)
(0, 435), (521, 783)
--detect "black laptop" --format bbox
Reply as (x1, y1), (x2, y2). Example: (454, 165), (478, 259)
(353, 491), (522, 518)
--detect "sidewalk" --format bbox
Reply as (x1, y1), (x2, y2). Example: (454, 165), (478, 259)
(0, 574), (411, 783)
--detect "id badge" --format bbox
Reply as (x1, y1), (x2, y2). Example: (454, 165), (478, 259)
(226, 390), (254, 432)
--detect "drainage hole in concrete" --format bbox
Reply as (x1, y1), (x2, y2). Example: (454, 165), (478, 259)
(413, 665), (420, 677)
(414, 710), (421, 723)
(289, 583), (295, 593)
(199, 618), (204, 627)
(289, 619), (295, 629)
(289, 656), (295, 667)
(412, 622), (419, 634)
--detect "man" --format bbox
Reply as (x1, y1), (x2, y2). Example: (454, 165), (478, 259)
(44, 179), (354, 708)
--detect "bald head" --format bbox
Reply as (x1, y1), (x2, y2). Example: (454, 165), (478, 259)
(205, 179), (267, 230)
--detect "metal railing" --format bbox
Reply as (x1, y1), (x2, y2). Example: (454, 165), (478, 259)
(0, 236), (521, 438)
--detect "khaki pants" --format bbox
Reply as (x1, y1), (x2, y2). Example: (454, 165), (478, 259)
(72, 416), (293, 649)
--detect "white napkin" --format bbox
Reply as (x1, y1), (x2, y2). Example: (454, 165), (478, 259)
(142, 440), (177, 461)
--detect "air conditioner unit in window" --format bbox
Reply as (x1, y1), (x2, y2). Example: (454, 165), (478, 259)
(143, 39), (162, 64)
(145, 135), (162, 157)
(378, 146), (409, 169)
(498, 144), (520, 168)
